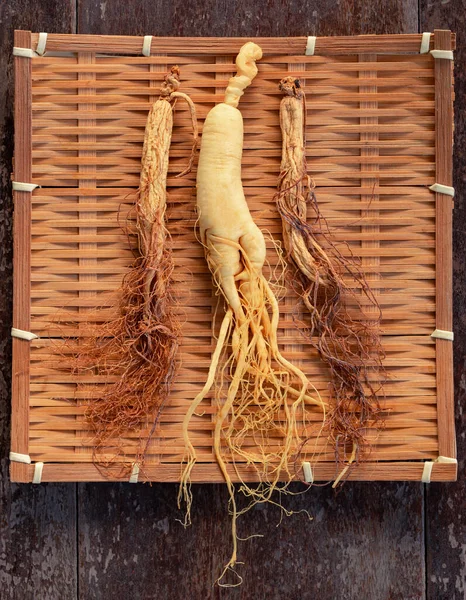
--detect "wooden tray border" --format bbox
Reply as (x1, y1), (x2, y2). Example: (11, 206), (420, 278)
(29, 32), (456, 55)
(433, 31), (455, 463)
(11, 30), (456, 483)
(11, 30), (33, 484)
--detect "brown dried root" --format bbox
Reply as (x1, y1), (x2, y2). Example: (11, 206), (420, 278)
(276, 76), (385, 475)
(75, 67), (198, 477)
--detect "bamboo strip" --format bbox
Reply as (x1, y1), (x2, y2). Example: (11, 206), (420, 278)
(28, 33), (455, 55)
(76, 51), (97, 456)
(31, 63), (435, 75)
(30, 121), (436, 135)
(11, 30), (33, 482)
(31, 91), (435, 104)
(359, 53), (382, 398)
(29, 186), (436, 196)
(31, 79), (435, 91)
(433, 30), (455, 461)
(16, 461), (457, 484)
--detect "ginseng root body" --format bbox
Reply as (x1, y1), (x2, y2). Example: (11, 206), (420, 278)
(179, 45), (326, 586)
(77, 67), (197, 477)
(276, 76), (384, 479)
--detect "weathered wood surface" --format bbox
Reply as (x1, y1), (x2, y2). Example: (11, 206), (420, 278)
(1, 0), (463, 599)
(0, 3), (76, 600)
(76, 2), (425, 599)
(78, 482), (425, 599)
(421, 2), (466, 599)
(78, 0), (418, 37)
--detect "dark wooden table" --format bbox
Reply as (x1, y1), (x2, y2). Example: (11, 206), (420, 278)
(1, 2), (464, 598)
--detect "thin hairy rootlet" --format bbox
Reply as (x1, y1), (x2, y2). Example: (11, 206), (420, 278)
(177, 45), (327, 587)
(275, 76), (385, 481)
(72, 67), (198, 478)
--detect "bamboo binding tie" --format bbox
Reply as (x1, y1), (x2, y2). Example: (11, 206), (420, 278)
(142, 35), (153, 57)
(11, 327), (39, 341)
(35, 32), (48, 56)
(420, 32), (431, 54)
(421, 456), (457, 483)
(431, 329), (454, 341)
(9, 453), (44, 484)
(305, 36), (317, 56)
(429, 183), (455, 197)
(9, 451), (32, 464)
(13, 32), (48, 57)
(302, 462), (314, 483)
(430, 49), (454, 60)
(129, 463), (140, 483)
(12, 182), (39, 192)
(32, 462), (44, 484)
(13, 47), (35, 58)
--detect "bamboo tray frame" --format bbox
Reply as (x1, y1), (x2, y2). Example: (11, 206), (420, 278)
(11, 31), (456, 483)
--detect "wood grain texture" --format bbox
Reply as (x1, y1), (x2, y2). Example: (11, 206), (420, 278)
(18, 460), (459, 483)
(78, 481), (425, 600)
(10, 29), (32, 484)
(75, 2), (427, 599)
(0, 2), (76, 599)
(421, 3), (466, 599)
(433, 29), (455, 463)
(78, 0), (418, 36)
(29, 32), (439, 54)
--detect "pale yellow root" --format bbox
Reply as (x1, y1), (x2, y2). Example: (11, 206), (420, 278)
(213, 321), (250, 579)
(180, 43), (329, 586)
(212, 237), (326, 410)
(179, 233), (328, 584)
(332, 441), (358, 488)
(177, 308), (233, 523)
(214, 249), (327, 583)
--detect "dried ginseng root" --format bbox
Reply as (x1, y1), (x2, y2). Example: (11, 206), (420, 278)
(76, 67), (198, 477)
(275, 76), (385, 481)
(178, 45), (326, 586)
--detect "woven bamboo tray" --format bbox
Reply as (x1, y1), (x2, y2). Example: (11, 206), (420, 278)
(11, 30), (456, 483)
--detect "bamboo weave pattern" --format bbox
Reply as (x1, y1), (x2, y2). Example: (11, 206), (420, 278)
(12, 33), (455, 482)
